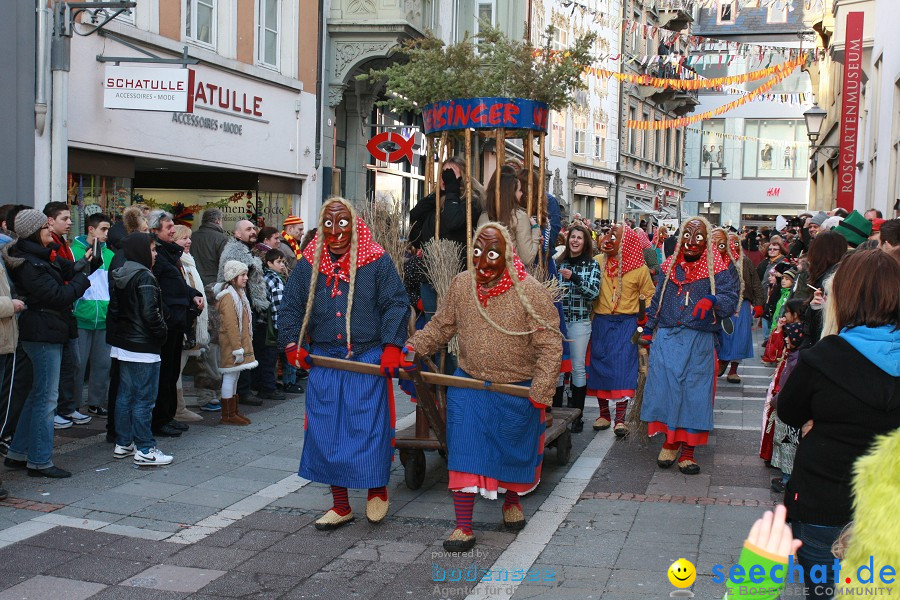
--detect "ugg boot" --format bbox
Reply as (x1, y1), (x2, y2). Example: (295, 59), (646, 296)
(174, 387), (203, 423)
(232, 398), (252, 425)
(220, 397), (248, 426)
(570, 385), (587, 433)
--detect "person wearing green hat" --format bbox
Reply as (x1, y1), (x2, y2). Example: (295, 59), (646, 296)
(832, 210), (872, 248)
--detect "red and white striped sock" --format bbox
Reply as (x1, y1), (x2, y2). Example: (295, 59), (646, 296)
(330, 486), (351, 516)
(452, 491), (475, 535)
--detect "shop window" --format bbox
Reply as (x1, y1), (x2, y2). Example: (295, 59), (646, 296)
(551, 110), (567, 154)
(574, 113), (588, 156)
(67, 173), (133, 236)
(475, 1), (495, 38)
(185, 0), (216, 48)
(258, 0), (280, 68)
(628, 107), (637, 155)
(742, 119), (809, 179)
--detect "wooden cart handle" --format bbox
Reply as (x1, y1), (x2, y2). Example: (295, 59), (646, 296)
(309, 355), (531, 398)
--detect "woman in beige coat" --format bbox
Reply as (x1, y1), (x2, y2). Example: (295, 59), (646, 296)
(172, 225), (209, 422)
(214, 260), (257, 425)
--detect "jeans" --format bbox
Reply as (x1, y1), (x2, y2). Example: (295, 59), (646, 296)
(0, 345), (31, 442)
(57, 338), (81, 416)
(258, 344), (278, 393)
(8, 341), (63, 469)
(116, 360), (161, 452)
(791, 521), (844, 600)
(282, 358), (297, 386)
(565, 319), (591, 387)
(74, 329), (111, 409)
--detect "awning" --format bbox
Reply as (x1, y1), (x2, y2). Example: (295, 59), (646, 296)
(574, 168), (616, 185)
(626, 197), (656, 213)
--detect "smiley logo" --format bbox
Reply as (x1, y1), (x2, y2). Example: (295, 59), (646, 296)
(668, 558), (696, 588)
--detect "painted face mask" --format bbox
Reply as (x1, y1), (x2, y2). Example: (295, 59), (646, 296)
(727, 233), (742, 262)
(599, 224), (623, 257)
(322, 203), (352, 255)
(472, 226), (507, 286)
(681, 219), (707, 261)
(710, 229), (729, 260)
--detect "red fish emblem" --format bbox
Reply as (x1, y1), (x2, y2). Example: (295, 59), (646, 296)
(366, 132), (415, 163)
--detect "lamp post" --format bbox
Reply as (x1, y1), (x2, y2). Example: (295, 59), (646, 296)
(703, 128), (728, 225)
(802, 103), (839, 154)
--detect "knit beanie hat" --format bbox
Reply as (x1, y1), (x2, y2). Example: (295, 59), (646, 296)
(783, 322), (805, 348)
(782, 268), (798, 281)
(13, 209), (46, 240)
(283, 215), (304, 226)
(810, 211), (828, 227)
(223, 260), (249, 282)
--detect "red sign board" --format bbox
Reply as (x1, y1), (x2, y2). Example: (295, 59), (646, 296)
(836, 12), (864, 212)
(366, 132), (414, 163)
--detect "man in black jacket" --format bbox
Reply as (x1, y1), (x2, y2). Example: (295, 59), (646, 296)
(148, 211), (202, 438)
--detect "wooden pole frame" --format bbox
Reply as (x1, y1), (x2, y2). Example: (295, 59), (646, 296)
(526, 130), (534, 221)
(465, 128), (473, 270)
(538, 131), (546, 265)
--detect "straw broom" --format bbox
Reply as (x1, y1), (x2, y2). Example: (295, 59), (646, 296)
(422, 238), (463, 355)
(360, 196), (407, 281)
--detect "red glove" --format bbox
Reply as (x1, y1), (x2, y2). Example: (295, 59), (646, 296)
(415, 298), (424, 313)
(529, 397), (547, 410)
(380, 344), (410, 377)
(753, 305), (763, 318)
(636, 314), (648, 327)
(692, 295), (717, 320)
(285, 343), (312, 370)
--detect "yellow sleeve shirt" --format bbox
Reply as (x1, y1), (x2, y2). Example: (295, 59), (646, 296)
(593, 264), (656, 315)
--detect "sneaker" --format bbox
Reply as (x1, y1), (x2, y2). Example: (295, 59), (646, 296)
(200, 402), (222, 412)
(87, 406), (108, 418)
(283, 383), (304, 395)
(64, 411), (92, 425)
(257, 389), (285, 400)
(297, 369), (309, 381)
(54, 415), (73, 429)
(134, 447), (173, 466)
(113, 443), (136, 459)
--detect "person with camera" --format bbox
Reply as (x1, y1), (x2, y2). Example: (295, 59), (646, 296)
(2, 209), (98, 477)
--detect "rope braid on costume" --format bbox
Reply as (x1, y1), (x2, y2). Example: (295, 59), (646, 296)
(596, 224), (627, 311)
(654, 216), (717, 318)
(295, 197), (360, 357)
(469, 223), (562, 338)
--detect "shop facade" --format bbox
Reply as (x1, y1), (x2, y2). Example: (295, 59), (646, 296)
(66, 30), (316, 235)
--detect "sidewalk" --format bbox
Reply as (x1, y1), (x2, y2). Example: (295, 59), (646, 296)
(0, 356), (779, 599)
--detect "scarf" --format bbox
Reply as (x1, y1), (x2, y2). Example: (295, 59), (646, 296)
(282, 232), (302, 259)
(476, 253), (529, 307)
(301, 217), (385, 298)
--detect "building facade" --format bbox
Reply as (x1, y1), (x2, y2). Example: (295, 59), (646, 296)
(806, 0), (899, 217)
(617, 0), (698, 225)
(683, 1), (813, 228)
(37, 0), (319, 232)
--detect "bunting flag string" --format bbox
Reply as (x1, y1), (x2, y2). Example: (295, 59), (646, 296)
(686, 127), (810, 149)
(625, 65), (793, 129)
(585, 53), (805, 91)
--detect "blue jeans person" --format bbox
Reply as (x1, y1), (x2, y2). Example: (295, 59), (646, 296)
(791, 521), (844, 600)
(56, 338), (81, 416)
(8, 341), (63, 469)
(115, 360), (161, 452)
(281, 358), (297, 386)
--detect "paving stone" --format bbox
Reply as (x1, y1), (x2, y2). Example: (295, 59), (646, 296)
(132, 501), (220, 524)
(24, 526), (122, 553)
(166, 544), (259, 570)
(195, 476), (271, 494)
(113, 516), (189, 534)
(122, 564), (226, 593)
(224, 466), (293, 484)
(235, 510), (313, 533)
(45, 554), (151, 585)
(338, 539), (428, 564)
(198, 527), (289, 551)
(0, 544), (76, 574)
(0, 570), (32, 593)
(196, 571), (303, 598)
(71, 491), (158, 515)
(90, 584), (190, 599)
(645, 471), (711, 498)
(0, 575), (106, 600)
(233, 551), (332, 578)
(166, 488), (252, 509)
(110, 480), (191, 500)
(94, 537), (183, 563)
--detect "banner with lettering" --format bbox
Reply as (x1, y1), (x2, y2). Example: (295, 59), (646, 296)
(836, 12), (864, 212)
(422, 98), (550, 134)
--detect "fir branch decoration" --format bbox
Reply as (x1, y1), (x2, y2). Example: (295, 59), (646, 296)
(359, 24), (596, 113)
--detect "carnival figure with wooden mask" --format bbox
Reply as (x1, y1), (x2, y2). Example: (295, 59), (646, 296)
(586, 223), (656, 436)
(279, 198), (411, 531)
(639, 217), (740, 474)
(406, 223), (562, 553)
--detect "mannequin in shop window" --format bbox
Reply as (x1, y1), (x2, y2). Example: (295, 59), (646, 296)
(761, 144), (773, 169)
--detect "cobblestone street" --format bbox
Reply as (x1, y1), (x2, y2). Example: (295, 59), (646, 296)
(0, 343), (783, 599)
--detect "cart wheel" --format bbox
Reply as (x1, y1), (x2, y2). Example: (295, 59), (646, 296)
(404, 449), (426, 490)
(556, 430), (572, 465)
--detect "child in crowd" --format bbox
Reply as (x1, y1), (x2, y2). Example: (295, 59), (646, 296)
(262, 250), (299, 394)
(759, 314), (805, 466)
(215, 261), (258, 426)
(769, 323), (806, 493)
(761, 298), (804, 365)
(764, 266), (795, 339)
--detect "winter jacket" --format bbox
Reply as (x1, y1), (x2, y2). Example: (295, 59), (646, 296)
(152, 236), (201, 334)
(0, 232), (18, 354)
(107, 261), (168, 355)
(180, 252), (209, 356)
(477, 209), (542, 267)
(215, 284), (257, 373)
(777, 328), (900, 527)
(557, 253), (601, 323)
(190, 223), (228, 286)
(71, 235), (115, 330)
(739, 255), (765, 306)
(756, 255), (785, 299)
(3, 237), (90, 344)
(409, 190), (482, 256)
(216, 237), (269, 314)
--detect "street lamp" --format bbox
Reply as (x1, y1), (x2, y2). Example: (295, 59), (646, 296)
(802, 103), (838, 156)
(706, 158), (728, 224)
